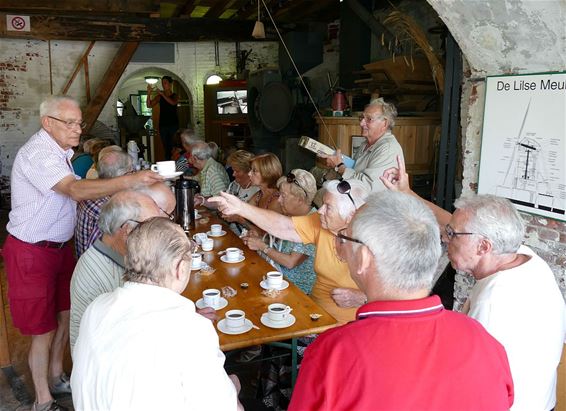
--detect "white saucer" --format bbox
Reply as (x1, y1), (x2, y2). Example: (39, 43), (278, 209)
(159, 171), (183, 179)
(260, 280), (289, 291)
(191, 261), (205, 270)
(221, 255), (245, 264)
(195, 297), (228, 310)
(260, 313), (296, 329)
(217, 318), (253, 335)
(207, 230), (227, 237)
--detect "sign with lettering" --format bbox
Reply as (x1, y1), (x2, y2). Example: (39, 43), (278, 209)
(478, 72), (566, 221)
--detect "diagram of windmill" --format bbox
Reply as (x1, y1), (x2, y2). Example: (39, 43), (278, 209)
(495, 100), (564, 215)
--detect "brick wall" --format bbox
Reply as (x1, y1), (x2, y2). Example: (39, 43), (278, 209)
(453, 70), (566, 310)
(0, 39), (279, 204)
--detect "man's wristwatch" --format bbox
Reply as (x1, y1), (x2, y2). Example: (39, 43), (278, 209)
(334, 162), (344, 172)
(262, 246), (271, 254)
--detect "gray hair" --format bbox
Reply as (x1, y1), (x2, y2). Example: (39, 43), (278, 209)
(191, 141), (213, 161)
(180, 128), (202, 146)
(277, 169), (317, 204)
(97, 150), (133, 179)
(98, 191), (145, 235)
(352, 191), (441, 292)
(454, 194), (524, 254)
(124, 217), (195, 285)
(39, 95), (80, 118)
(323, 179), (369, 218)
(367, 97), (397, 130)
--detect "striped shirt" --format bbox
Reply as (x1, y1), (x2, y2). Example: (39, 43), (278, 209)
(70, 238), (125, 354)
(195, 158), (229, 197)
(7, 128), (78, 242)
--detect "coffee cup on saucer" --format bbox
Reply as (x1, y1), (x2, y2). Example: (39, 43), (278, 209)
(226, 247), (241, 262)
(267, 303), (292, 322)
(265, 271), (283, 288)
(191, 253), (202, 269)
(210, 224), (223, 235)
(201, 238), (214, 251)
(150, 160), (175, 176)
(225, 309), (246, 329)
(202, 289), (220, 307)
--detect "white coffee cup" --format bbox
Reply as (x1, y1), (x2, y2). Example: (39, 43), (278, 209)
(266, 271), (283, 288)
(226, 247), (241, 262)
(191, 252), (202, 269)
(150, 160), (176, 175)
(268, 303), (292, 322)
(201, 238), (214, 251)
(210, 224), (223, 235)
(192, 232), (208, 245)
(225, 309), (246, 329)
(202, 289), (220, 307)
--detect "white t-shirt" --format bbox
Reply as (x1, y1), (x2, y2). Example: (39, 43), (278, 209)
(465, 245), (566, 411)
(71, 282), (238, 411)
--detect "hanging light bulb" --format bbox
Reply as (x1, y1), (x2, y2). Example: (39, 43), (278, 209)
(252, 0), (266, 39)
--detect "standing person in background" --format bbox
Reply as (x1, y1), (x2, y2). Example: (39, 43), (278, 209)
(147, 75), (179, 160)
(321, 98), (404, 193)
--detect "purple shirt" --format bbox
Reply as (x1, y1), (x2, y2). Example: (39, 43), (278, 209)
(75, 196), (109, 257)
(7, 128), (78, 243)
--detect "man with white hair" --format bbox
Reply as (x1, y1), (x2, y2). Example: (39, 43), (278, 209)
(382, 156), (566, 411)
(289, 191), (514, 410)
(70, 190), (161, 353)
(321, 97), (404, 192)
(176, 127), (203, 174)
(189, 141), (229, 197)
(2, 95), (162, 411)
(71, 218), (243, 410)
(75, 149), (133, 256)
(210, 178), (369, 323)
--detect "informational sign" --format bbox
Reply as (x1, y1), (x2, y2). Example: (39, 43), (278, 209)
(478, 72), (566, 221)
(6, 15), (30, 32)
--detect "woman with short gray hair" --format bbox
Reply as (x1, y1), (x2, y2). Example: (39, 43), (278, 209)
(242, 169), (318, 294)
(189, 141), (230, 198)
(210, 178), (370, 323)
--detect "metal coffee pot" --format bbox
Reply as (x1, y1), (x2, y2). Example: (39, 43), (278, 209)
(175, 178), (200, 232)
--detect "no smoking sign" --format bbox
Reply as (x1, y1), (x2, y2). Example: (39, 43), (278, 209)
(7, 15), (31, 32)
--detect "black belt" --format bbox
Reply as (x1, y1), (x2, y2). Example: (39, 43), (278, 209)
(33, 240), (68, 249)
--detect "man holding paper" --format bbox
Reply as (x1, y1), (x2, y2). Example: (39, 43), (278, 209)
(322, 98), (404, 193)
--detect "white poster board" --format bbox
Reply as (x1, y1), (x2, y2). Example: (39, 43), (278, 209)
(478, 72), (566, 221)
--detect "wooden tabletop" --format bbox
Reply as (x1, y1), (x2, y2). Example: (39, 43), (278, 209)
(181, 210), (338, 351)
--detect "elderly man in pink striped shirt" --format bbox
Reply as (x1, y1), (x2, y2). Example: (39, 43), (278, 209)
(2, 95), (163, 411)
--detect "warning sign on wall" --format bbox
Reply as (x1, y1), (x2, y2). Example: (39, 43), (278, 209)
(7, 15), (31, 32)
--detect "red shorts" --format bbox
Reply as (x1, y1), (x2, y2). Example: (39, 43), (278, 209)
(2, 235), (76, 335)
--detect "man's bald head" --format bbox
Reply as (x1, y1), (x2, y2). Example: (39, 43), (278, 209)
(137, 182), (176, 217)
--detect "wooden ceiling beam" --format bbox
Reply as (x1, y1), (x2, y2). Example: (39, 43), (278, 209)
(204, 0), (233, 19)
(0, 0), (155, 15)
(0, 12), (255, 41)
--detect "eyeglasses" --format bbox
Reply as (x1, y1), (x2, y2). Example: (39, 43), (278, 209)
(158, 205), (175, 221)
(335, 228), (365, 246)
(336, 180), (356, 208)
(47, 116), (87, 130)
(286, 172), (308, 197)
(444, 224), (480, 240)
(358, 114), (385, 123)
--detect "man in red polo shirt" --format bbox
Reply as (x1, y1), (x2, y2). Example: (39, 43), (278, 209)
(2, 95), (162, 411)
(288, 191), (514, 411)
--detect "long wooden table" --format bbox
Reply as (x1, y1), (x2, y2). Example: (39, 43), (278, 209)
(181, 210), (338, 352)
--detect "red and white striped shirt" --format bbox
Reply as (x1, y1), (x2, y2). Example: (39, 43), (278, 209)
(7, 128), (78, 242)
